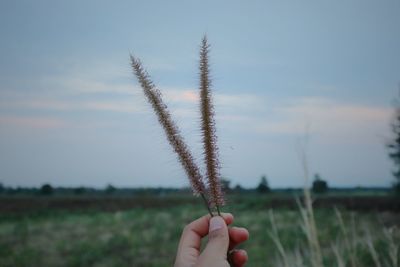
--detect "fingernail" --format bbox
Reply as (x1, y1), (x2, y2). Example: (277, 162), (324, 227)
(209, 216), (224, 233)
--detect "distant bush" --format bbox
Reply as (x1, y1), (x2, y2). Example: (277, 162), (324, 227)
(73, 187), (86, 195)
(105, 184), (116, 194)
(312, 174), (328, 194)
(40, 184), (53, 195)
(257, 175), (270, 193)
(233, 184), (244, 193)
(220, 178), (231, 193)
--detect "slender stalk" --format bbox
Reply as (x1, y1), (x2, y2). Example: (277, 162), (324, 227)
(383, 227), (398, 267)
(331, 242), (345, 267)
(365, 229), (382, 267)
(201, 192), (214, 217)
(268, 209), (290, 267)
(297, 137), (323, 267)
(199, 36), (224, 212)
(131, 55), (212, 217)
(216, 205), (221, 216)
(334, 207), (357, 267)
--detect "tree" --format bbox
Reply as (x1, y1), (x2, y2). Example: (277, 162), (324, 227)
(74, 187), (86, 195)
(40, 184), (53, 195)
(312, 173), (328, 194)
(387, 98), (400, 194)
(105, 184), (116, 194)
(257, 175), (270, 193)
(220, 178), (231, 193)
(234, 184), (244, 193)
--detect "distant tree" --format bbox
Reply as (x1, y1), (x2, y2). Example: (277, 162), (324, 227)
(220, 178), (231, 193)
(105, 184), (116, 194)
(0, 182), (4, 194)
(74, 187), (86, 195)
(234, 184), (244, 193)
(257, 175), (270, 193)
(387, 96), (400, 194)
(40, 184), (53, 195)
(312, 174), (328, 194)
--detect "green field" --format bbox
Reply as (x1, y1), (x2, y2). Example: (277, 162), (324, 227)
(0, 196), (399, 267)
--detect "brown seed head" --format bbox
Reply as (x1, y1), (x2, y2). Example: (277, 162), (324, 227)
(199, 36), (225, 207)
(130, 55), (207, 196)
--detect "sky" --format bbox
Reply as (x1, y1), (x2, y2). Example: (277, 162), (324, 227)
(0, 0), (399, 189)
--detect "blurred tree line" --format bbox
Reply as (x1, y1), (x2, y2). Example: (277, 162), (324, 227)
(0, 173), (393, 197)
(0, 182), (191, 196)
(387, 92), (400, 195)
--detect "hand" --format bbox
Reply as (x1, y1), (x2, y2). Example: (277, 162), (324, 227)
(174, 213), (249, 267)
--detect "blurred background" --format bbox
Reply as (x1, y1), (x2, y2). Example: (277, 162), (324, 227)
(0, 1), (399, 266)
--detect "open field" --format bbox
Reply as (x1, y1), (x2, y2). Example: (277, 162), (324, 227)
(1, 194), (399, 214)
(0, 195), (399, 266)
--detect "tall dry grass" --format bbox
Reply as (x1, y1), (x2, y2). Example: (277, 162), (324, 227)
(269, 195), (399, 267)
(268, 138), (400, 267)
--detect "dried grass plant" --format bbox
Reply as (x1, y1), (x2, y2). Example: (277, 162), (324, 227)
(130, 36), (224, 216)
(269, 137), (400, 267)
(199, 36), (224, 215)
(297, 136), (323, 267)
(268, 209), (290, 267)
(334, 207), (357, 267)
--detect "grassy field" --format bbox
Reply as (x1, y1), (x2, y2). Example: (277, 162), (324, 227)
(0, 196), (399, 267)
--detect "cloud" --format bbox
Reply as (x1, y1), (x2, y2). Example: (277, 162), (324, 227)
(215, 93), (264, 110)
(0, 97), (145, 114)
(1, 66), (392, 143)
(0, 71), (148, 114)
(163, 89), (199, 103)
(0, 115), (66, 129)
(158, 87), (263, 108)
(81, 101), (143, 113)
(241, 97), (392, 142)
(40, 76), (136, 95)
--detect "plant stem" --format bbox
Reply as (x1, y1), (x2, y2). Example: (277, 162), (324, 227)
(216, 205), (221, 216)
(201, 193), (214, 217)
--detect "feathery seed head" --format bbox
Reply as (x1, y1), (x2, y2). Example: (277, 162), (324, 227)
(199, 36), (225, 207)
(130, 55), (207, 196)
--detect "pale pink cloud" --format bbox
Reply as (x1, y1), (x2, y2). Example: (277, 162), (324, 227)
(215, 93), (263, 109)
(182, 91), (199, 102)
(253, 97), (392, 141)
(163, 89), (199, 103)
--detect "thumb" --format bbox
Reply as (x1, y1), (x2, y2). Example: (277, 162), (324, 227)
(201, 216), (229, 260)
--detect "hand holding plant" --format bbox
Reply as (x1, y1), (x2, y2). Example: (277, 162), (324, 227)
(131, 36), (249, 266)
(174, 213), (249, 267)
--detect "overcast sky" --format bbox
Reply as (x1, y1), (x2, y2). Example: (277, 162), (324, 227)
(0, 0), (399, 189)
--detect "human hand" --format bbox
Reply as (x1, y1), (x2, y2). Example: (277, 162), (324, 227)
(174, 213), (249, 267)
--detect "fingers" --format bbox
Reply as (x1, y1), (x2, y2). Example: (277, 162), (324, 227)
(229, 227), (249, 250)
(197, 216), (230, 263)
(228, 249), (248, 267)
(175, 213), (248, 267)
(175, 214), (232, 267)
(178, 213), (233, 251)
(228, 227), (249, 266)
(186, 213), (233, 237)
